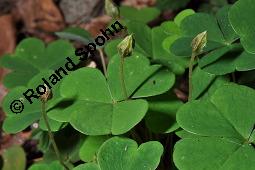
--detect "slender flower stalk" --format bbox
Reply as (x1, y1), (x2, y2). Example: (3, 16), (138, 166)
(189, 31), (207, 101)
(117, 34), (135, 100)
(119, 53), (128, 99)
(188, 53), (196, 101)
(40, 86), (69, 170)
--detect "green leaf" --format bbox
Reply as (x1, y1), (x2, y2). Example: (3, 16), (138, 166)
(35, 131), (51, 152)
(2, 87), (41, 133)
(174, 138), (255, 170)
(171, 37), (223, 57)
(44, 127), (85, 163)
(152, 26), (172, 60)
(174, 9), (195, 26)
(210, 84), (255, 139)
(171, 7), (238, 57)
(181, 13), (224, 42)
(73, 163), (100, 170)
(198, 45), (238, 68)
(216, 6), (238, 43)
(125, 9), (194, 73)
(79, 136), (110, 162)
(175, 129), (199, 138)
(107, 54), (175, 100)
(126, 20), (188, 74)
(50, 67), (148, 135)
(160, 22), (181, 36)
(49, 53), (174, 135)
(126, 21), (152, 57)
(104, 39), (122, 59)
(191, 67), (216, 100)
(81, 137), (163, 170)
(39, 117), (63, 132)
(28, 161), (64, 170)
(120, 6), (160, 23)
(201, 49), (255, 75)
(229, 0), (255, 53)
(174, 84), (255, 169)
(2, 146), (26, 170)
(198, 76), (230, 100)
(156, 0), (190, 11)
(2, 71), (64, 133)
(0, 38), (76, 89)
(145, 92), (183, 133)
(177, 100), (242, 138)
(55, 27), (93, 45)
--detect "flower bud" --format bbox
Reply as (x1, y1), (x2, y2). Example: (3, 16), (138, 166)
(40, 84), (52, 102)
(191, 31), (207, 54)
(105, 0), (120, 19)
(117, 34), (135, 57)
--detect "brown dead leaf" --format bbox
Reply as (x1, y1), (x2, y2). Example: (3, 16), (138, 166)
(79, 15), (112, 37)
(0, 83), (8, 104)
(0, 131), (31, 155)
(0, 15), (14, 114)
(0, 15), (16, 56)
(122, 0), (156, 8)
(14, 0), (64, 32)
(174, 88), (188, 102)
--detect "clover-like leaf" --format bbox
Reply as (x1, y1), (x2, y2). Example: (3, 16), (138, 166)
(2, 86), (42, 133)
(73, 163), (100, 170)
(120, 6), (160, 23)
(174, 9), (195, 26)
(229, 0), (255, 54)
(79, 136), (110, 162)
(0, 38), (76, 89)
(107, 54), (175, 100)
(2, 69), (66, 133)
(76, 137), (163, 170)
(174, 84), (255, 170)
(49, 68), (148, 135)
(126, 19), (189, 74)
(109, 10), (193, 74)
(171, 6), (238, 57)
(2, 85), (62, 133)
(28, 161), (64, 170)
(191, 67), (216, 100)
(41, 127), (85, 163)
(216, 6), (238, 43)
(2, 146), (26, 170)
(200, 46), (255, 75)
(48, 53), (174, 135)
(126, 21), (152, 57)
(104, 39), (122, 59)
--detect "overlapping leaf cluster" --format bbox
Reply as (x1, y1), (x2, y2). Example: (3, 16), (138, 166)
(1, 0), (255, 169)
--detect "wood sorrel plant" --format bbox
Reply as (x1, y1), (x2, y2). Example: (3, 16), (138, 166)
(0, 0), (254, 169)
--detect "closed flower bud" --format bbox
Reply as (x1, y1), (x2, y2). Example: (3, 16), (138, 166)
(117, 34), (135, 57)
(191, 31), (207, 54)
(40, 84), (52, 102)
(105, 0), (120, 19)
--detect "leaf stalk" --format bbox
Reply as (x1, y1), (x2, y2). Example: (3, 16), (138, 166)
(41, 101), (69, 170)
